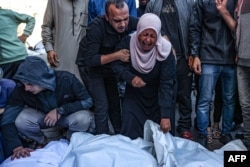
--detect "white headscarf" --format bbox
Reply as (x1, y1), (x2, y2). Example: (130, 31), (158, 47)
(130, 13), (172, 74)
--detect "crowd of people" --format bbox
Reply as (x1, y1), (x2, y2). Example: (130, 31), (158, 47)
(0, 0), (249, 163)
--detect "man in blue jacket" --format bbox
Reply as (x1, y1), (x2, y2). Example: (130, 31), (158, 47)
(0, 56), (95, 160)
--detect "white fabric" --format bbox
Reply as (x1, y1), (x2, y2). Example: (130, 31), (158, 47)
(1, 121), (247, 167)
(0, 139), (69, 167)
(144, 120), (247, 167)
(59, 132), (158, 167)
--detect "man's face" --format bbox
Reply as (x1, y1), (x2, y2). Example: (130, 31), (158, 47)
(105, 3), (129, 33)
(23, 82), (44, 94)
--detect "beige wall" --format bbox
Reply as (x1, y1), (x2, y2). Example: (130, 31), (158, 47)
(1, 0), (48, 46)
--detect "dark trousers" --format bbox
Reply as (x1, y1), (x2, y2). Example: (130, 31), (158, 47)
(176, 57), (193, 132)
(0, 60), (24, 79)
(78, 66), (121, 134)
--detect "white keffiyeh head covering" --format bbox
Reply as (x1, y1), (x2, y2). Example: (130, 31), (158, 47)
(130, 13), (172, 74)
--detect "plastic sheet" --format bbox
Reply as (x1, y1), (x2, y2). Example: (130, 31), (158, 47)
(144, 120), (247, 167)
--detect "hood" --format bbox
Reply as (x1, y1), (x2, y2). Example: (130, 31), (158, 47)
(14, 56), (56, 91)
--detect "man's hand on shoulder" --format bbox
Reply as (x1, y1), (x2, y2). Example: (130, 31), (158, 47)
(11, 146), (34, 160)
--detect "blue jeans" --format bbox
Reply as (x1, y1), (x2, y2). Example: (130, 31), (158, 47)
(237, 65), (250, 143)
(196, 64), (236, 136)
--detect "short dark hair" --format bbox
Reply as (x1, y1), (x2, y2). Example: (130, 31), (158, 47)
(105, 0), (126, 16)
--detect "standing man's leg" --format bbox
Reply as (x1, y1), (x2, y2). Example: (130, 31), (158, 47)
(0, 60), (24, 79)
(176, 57), (193, 139)
(86, 75), (109, 134)
(105, 76), (122, 134)
(196, 64), (219, 147)
(220, 65), (236, 144)
(237, 65), (250, 149)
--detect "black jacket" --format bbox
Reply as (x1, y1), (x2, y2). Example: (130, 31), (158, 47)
(8, 71), (92, 116)
(0, 56), (92, 155)
(76, 15), (138, 76)
(112, 36), (176, 118)
(189, 0), (237, 64)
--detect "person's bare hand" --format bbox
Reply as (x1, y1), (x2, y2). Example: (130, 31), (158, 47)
(11, 146), (34, 160)
(188, 55), (194, 70)
(132, 76), (146, 88)
(235, 55), (238, 63)
(0, 108), (5, 115)
(18, 34), (28, 43)
(160, 118), (171, 133)
(192, 57), (202, 75)
(47, 51), (59, 67)
(117, 49), (130, 62)
(215, 0), (227, 11)
(44, 109), (60, 127)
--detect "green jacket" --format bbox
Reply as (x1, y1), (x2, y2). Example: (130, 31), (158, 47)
(0, 8), (35, 64)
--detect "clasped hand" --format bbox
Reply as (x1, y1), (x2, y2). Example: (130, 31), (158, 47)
(44, 109), (61, 127)
(132, 76), (146, 88)
(117, 49), (130, 62)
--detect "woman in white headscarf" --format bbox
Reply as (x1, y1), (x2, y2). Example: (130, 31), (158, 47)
(112, 13), (176, 139)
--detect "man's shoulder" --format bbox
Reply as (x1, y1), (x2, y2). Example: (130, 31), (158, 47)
(55, 71), (74, 78)
(87, 16), (107, 34)
(91, 16), (106, 26)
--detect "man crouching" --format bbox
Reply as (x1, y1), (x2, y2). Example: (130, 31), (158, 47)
(0, 56), (95, 160)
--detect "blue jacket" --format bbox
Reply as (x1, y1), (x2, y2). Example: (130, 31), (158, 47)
(88, 0), (137, 24)
(0, 78), (16, 108)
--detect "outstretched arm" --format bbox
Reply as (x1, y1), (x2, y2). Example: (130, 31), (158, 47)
(215, 0), (236, 32)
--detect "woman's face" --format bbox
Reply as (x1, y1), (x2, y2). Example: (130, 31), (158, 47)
(138, 28), (157, 51)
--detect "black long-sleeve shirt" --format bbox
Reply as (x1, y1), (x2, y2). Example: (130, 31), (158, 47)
(76, 15), (138, 76)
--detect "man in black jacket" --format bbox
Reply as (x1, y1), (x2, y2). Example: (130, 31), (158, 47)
(189, 0), (237, 147)
(145, 0), (195, 140)
(76, 0), (138, 134)
(0, 56), (95, 160)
